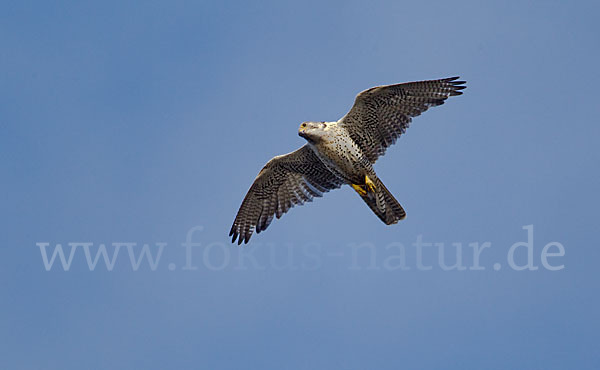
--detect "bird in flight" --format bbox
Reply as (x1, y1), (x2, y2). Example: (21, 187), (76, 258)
(230, 77), (466, 244)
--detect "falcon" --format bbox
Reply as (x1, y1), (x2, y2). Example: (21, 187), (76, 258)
(230, 77), (466, 244)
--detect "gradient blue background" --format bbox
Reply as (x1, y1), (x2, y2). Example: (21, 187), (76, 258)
(2, 1), (599, 369)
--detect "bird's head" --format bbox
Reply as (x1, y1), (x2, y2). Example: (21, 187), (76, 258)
(298, 121), (327, 143)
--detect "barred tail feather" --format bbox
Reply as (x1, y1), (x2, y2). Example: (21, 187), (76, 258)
(360, 178), (406, 225)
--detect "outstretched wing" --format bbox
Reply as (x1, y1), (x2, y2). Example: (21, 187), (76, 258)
(339, 76), (466, 163)
(230, 145), (343, 244)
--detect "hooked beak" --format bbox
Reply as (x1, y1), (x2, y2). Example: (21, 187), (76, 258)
(298, 125), (307, 136)
(298, 126), (314, 143)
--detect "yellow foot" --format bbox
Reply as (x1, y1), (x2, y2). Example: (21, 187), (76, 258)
(352, 183), (367, 196)
(365, 175), (377, 193)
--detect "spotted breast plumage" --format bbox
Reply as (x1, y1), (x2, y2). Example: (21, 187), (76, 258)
(230, 77), (466, 244)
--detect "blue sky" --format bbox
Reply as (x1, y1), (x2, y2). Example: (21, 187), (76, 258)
(2, 1), (599, 369)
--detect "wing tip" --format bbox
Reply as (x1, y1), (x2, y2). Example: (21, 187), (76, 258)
(445, 77), (466, 96)
(230, 228), (253, 245)
(444, 76), (461, 81)
(443, 76), (466, 83)
(230, 226), (246, 245)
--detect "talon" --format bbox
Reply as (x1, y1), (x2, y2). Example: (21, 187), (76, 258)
(352, 183), (367, 196)
(365, 175), (377, 193)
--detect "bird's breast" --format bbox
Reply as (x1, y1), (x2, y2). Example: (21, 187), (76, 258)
(309, 128), (370, 183)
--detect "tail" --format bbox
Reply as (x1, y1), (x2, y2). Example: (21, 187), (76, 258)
(359, 177), (406, 225)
